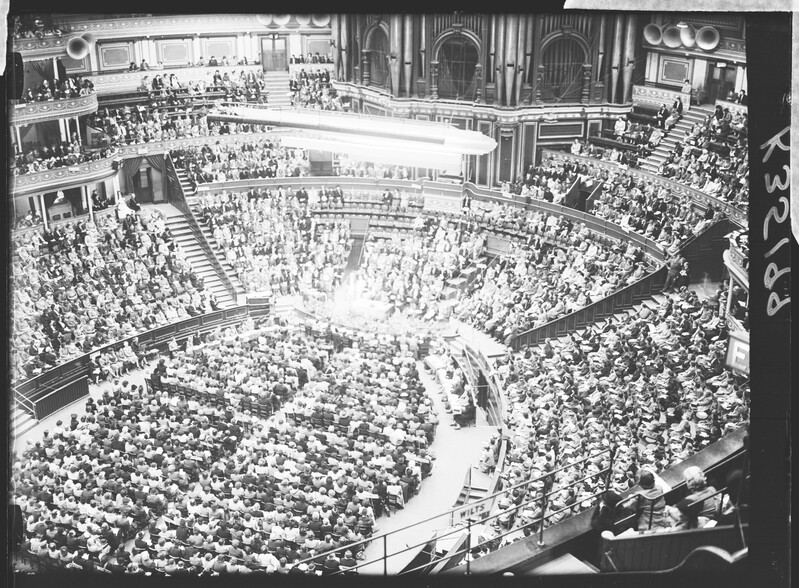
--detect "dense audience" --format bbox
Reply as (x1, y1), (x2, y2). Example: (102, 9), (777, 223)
(290, 53), (334, 65)
(335, 157), (410, 180)
(485, 285), (749, 547)
(13, 317), (437, 575)
(11, 207), (217, 382)
(11, 15), (67, 39)
(453, 205), (653, 342)
(289, 70), (343, 111)
(171, 138), (309, 189)
(140, 69), (269, 105)
(194, 189), (352, 294)
(358, 217), (486, 321)
(11, 139), (117, 176)
(22, 76), (95, 102)
(656, 105), (749, 212)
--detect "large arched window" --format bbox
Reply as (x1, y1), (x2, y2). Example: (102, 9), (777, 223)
(437, 36), (479, 101)
(366, 27), (390, 89)
(539, 37), (586, 103)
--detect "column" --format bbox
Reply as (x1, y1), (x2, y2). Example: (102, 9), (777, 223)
(403, 14), (413, 97)
(430, 60), (439, 100)
(504, 16), (518, 106)
(14, 127), (22, 154)
(331, 14), (340, 80)
(83, 185), (93, 220)
(149, 38), (158, 67)
(581, 63), (593, 104)
(52, 57), (59, 81)
(734, 65), (747, 93)
(112, 173), (121, 199)
(340, 15), (349, 82)
(725, 274), (734, 317)
(193, 35), (202, 63)
(610, 15), (624, 104)
(535, 64), (545, 104)
(474, 63), (483, 103)
(236, 34), (245, 63)
(39, 193), (48, 230)
(360, 50), (370, 86)
(59, 119), (69, 143)
(621, 14), (637, 103)
(74, 117), (82, 146)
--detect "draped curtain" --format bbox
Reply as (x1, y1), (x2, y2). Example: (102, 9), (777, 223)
(540, 38), (585, 103)
(121, 156), (143, 193)
(438, 37), (478, 101)
(26, 59), (55, 93)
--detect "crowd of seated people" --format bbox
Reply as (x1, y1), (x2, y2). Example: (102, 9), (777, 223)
(452, 208), (652, 343)
(290, 53), (334, 65)
(357, 216), (487, 321)
(11, 139), (117, 176)
(171, 138), (309, 189)
(584, 164), (723, 254)
(140, 69), (269, 105)
(289, 70), (343, 111)
(656, 106), (749, 212)
(572, 140), (644, 168)
(194, 189), (352, 295)
(484, 285), (749, 547)
(86, 104), (268, 147)
(335, 157), (410, 180)
(11, 316), (437, 576)
(21, 76), (95, 102)
(10, 207), (217, 382)
(11, 15), (66, 39)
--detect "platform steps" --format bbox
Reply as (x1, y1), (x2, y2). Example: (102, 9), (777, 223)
(162, 213), (238, 309)
(184, 196), (248, 301)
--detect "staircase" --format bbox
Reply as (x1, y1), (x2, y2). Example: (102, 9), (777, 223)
(639, 105), (715, 174)
(12, 404), (37, 439)
(174, 167), (196, 196)
(184, 195), (247, 301)
(161, 209), (240, 309)
(263, 71), (292, 108)
(452, 468), (490, 507)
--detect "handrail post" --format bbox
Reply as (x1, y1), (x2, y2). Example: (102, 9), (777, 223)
(536, 490), (547, 546)
(605, 445), (616, 491)
(465, 518), (471, 575)
(383, 533), (388, 576)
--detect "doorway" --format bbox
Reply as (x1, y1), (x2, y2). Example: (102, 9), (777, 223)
(705, 63), (737, 103)
(132, 167), (153, 203)
(261, 36), (288, 72)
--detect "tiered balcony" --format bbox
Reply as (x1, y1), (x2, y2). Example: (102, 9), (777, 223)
(87, 64), (263, 96)
(9, 93), (99, 127)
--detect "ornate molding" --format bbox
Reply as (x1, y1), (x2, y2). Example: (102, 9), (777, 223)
(10, 94), (99, 127)
(87, 64), (263, 96)
(542, 150), (747, 227)
(632, 84), (691, 111)
(12, 35), (70, 60)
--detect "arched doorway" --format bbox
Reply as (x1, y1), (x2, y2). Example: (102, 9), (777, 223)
(437, 36), (479, 101)
(366, 27), (390, 89)
(539, 37), (586, 103)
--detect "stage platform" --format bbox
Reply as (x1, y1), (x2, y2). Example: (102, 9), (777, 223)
(443, 318), (508, 360)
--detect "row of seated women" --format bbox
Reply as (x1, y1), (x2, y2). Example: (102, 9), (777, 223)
(11, 208), (216, 382)
(472, 285), (749, 554)
(13, 316), (437, 575)
(193, 189), (352, 296)
(170, 138), (309, 188)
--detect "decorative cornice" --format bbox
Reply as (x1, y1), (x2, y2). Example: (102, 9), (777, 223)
(10, 94), (99, 127)
(88, 64), (264, 96)
(543, 150), (747, 227)
(332, 81), (632, 124)
(11, 35), (70, 60)
(57, 14), (330, 40)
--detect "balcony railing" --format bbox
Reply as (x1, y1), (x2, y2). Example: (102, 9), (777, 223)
(11, 34), (71, 60)
(10, 93), (98, 127)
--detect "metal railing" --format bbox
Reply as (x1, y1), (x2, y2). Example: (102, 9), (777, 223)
(165, 154), (238, 304)
(284, 445), (616, 576)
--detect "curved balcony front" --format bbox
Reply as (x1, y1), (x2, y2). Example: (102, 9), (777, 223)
(11, 34), (71, 61)
(10, 93), (99, 127)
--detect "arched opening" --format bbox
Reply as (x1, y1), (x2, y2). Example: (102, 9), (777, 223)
(539, 37), (586, 103)
(437, 36), (479, 101)
(366, 27), (390, 89)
